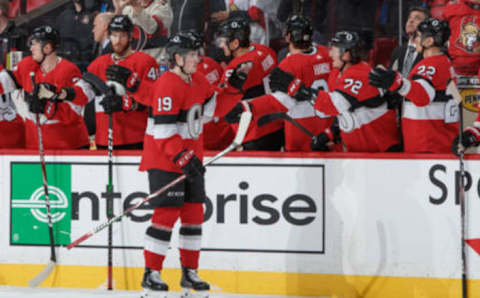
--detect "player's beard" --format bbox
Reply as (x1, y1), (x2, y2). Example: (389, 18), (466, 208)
(112, 43), (131, 58)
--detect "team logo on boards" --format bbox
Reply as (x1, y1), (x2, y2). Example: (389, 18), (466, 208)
(10, 163), (72, 245)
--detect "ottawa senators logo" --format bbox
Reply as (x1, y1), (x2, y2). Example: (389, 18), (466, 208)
(455, 17), (480, 53)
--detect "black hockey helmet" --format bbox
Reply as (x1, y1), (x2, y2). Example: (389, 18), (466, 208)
(417, 18), (450, 47)
(29, 25), (60, 50)
(217, 17), (250, 47)
(108, 15), (134, 34)
(186, 30), (204, 50)
(166, 32), (198, 60)
(330, 31), (364, 63)
(285, 14), (313, 49)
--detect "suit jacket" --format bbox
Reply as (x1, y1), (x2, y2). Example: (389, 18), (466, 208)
(389, 43), (423, 76)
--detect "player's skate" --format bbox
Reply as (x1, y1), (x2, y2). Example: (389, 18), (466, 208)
(140, 267), (168, 298)
(180, 267), (210, 298)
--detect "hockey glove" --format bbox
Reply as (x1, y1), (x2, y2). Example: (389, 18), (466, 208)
(99, 94), (123, 114)
(269, 67), (315, 102)
(310, 125), (341, 152)
(174, 149), (205, 181)
(26, 95), (46, 114)
(228, 61), (252, 91)
(224, 101), (250, 124)
(25, 85), (46, 114)
(451, 126), (480, 156)
(37, 83), (59, 102)
(369, 67), (403, 92)
(106, 65), (140, 93)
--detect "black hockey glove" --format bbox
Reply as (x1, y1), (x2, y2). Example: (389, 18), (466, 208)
(369, 67), (403, 92)
(106, 65), (139, 92)
(174, 149), (205, 181)
(224, 102), (250, 124)
(269, 67), (315, 102)
(451, 126), (480, 156)
(26, 94), (46, 114)
(99, 94), (123, 114)
(310, 124), (341, 152)
(228, 61), (251, 91)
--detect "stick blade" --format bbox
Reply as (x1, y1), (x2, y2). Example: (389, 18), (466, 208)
(233, 111), (252, 146)
(29, 260), (56, 287)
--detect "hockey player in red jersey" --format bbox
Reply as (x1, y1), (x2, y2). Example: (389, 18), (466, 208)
(187, 30), (224, 86)
(3, 25), (89, 149)
(71, 15), (159, 150)
(441, 0), (480, 76)
(105, 32), (250, 297)
(259, 31), (400, 152)
(0, 65), (24, 148)
(370, 18), (459, 153)
(204, 17), (278, 150)
(225, 15), (334, 152)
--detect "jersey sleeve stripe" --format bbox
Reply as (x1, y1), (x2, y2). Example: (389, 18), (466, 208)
(403, 101), (448, 120)
(330, 91), (353, 113)
(75, 79), (96, 103)
(271, 91), (297, 110)
(202, 92), (218, 120)
(415, 78), (436, 103)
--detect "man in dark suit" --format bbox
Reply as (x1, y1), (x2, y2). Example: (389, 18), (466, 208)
(389, 6), (430, 75)
(387, 5), (429, 151)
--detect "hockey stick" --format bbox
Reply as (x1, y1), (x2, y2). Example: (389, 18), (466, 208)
(257, 112), (315, 139)
(29, 72), (57, 287)
(106, 111), (114, 290)
(448, 80), (468, 297)
(458, 101), (468, 298)
(67, 110), (252, 250)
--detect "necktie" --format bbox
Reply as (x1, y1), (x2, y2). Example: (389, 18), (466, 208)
(402, 46), (416, 77)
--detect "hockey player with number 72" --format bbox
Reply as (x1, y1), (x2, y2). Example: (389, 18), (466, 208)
(105, 31), (252, 298)
(253, 30), (400, 152)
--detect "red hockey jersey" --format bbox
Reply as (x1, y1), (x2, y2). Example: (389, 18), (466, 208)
(14, 57), (89, 149)
(0, 66), (24, 148)
(313, 62), (400, 152)
(442, 0), (480, 75)
(83, 52), (159, 146)
(277, 45), (333, 151)
(133, 70), (243, 172)
(400, 54), (459, 153)
(196, 56), (223, 86)
(204, 42), (277, 149)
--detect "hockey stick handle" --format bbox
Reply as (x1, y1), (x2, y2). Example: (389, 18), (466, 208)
(67, 111), (252, 250)
(31, 72), (56, 262)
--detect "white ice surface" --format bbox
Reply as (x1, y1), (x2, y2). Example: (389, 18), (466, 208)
(0, 286), (319, 298)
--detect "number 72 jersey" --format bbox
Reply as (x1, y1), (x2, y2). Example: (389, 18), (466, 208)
(312, 61), (400, 152)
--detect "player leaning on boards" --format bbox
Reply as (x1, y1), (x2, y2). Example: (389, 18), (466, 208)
(225, 14), (335, 152)
(0, 25), (90, 149)
(106, 32), (251, 298)
(256, 30), (400, 152)
(204, 17), (277, 151)
(369, 18), (459, 153)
